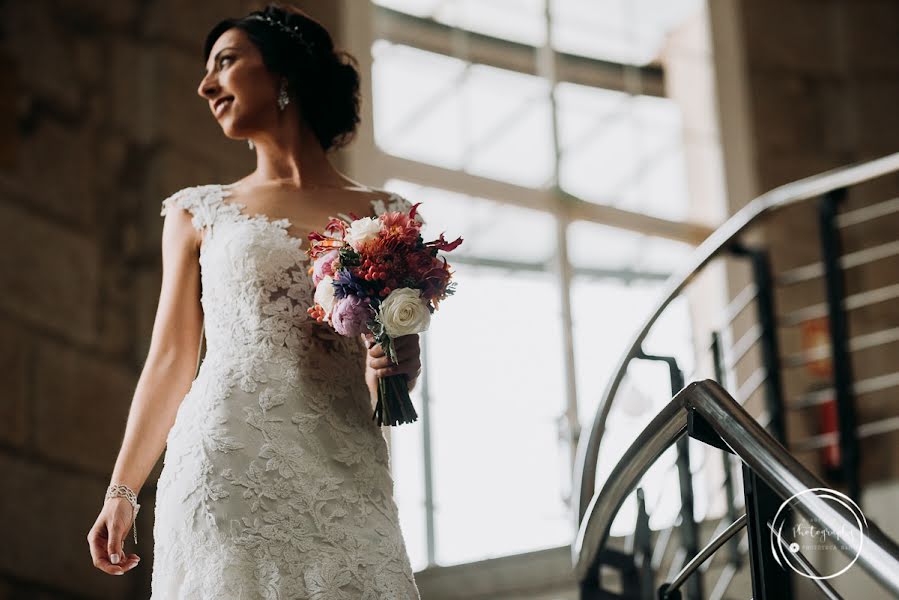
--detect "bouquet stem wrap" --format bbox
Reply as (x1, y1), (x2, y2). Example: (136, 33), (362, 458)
(375, 373), (418, 426)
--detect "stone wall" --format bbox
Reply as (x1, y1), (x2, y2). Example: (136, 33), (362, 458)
(0, 1), (345, 597)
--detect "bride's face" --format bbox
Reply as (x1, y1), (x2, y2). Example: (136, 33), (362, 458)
(198, 28), (281, 139)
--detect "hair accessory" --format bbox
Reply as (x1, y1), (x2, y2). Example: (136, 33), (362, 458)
(245, 13), (314, 54)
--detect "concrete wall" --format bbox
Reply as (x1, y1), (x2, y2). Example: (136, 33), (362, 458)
(700, 3), (899, 595)
(710, 0), (899, 512)
(0, 1), (348, 597)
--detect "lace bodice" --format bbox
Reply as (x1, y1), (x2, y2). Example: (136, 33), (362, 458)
(151, 183), (424, 599)
(160, 183), (425, 367)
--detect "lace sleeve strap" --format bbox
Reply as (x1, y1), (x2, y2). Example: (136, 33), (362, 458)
(159, 186), (215, 232)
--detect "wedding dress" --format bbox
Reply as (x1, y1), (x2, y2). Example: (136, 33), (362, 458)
(152, 183), (422, 599)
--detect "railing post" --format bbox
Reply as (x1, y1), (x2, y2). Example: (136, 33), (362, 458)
(674, 436), (701, 600)
(721, 459), (741, 567)
(634, 488), (654, 600)
(710, 331), (729, 390)
(711, 332), (742, 566)
(730, 244), (787, 444)
(741, 464), (794, 600)
(817, 187), (861, 502)
(688, 408), (799, 599)
(636, 351), (702, 600)
(579, 574), (600, 600)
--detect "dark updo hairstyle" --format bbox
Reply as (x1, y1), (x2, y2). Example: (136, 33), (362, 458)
(203, 3), (362, 153)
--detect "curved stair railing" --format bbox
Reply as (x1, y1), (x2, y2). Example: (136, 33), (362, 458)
(572, 151), (899, 599)
(573, 379), (899, 599)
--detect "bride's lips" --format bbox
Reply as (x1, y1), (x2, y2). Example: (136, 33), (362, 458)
(213, 96), (234, 118)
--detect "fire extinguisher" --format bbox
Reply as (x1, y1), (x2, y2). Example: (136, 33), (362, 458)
(814, 382), (841, 477)
(801, 318), (841, 478)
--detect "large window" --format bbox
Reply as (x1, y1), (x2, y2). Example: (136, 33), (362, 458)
(363, 0), (715, 572)
(372, 44), (556, 187)
(557, 87), (690, 219)
(388, 188), (570, 566)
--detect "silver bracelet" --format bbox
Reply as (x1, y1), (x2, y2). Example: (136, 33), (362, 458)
(105, 483), (141, 544)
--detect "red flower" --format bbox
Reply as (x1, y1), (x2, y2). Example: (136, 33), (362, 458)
(426, 231), (464, 252)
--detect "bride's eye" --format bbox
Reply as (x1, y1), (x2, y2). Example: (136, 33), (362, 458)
(220, 55), (235, 67)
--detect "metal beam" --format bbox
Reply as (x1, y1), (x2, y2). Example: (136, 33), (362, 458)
(375, 152), (714, 245)
(373, 5), (666, 97)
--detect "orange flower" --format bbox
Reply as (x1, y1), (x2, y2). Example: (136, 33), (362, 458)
(306, 304), (327, 323)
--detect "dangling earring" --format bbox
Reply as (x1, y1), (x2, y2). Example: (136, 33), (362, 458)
(277, 78), (290, 111)
(247, 139), (255, 150)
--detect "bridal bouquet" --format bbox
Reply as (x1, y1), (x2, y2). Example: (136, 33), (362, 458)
(306, 200), (462, 426)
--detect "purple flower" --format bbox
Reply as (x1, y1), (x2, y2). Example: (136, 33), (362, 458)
(330, 295), (374, 337)
(313, 249), (339, 286)
(332, 269), (368, 300)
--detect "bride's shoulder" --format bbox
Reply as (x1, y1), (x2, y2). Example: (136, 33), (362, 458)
(368, 189), (426, 224)
(159, 183), (227, 228)
(160, 182), (221, 205)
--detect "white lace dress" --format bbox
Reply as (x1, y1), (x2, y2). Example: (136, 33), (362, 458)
(151, 183), (422, 599)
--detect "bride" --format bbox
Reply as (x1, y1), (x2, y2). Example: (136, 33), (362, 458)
(86, 4), (424, 598)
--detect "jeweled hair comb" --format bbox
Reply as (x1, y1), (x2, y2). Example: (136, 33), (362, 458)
(245, 13), (314, 54)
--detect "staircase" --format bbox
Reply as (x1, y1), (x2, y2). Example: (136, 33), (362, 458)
(571, 152), (899, 599)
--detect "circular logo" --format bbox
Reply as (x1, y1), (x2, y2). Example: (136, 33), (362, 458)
(770, 487), (867, 581)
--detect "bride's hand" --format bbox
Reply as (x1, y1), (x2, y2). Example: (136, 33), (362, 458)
(87, 498), (141, 575)
(362, 332), (421, 381)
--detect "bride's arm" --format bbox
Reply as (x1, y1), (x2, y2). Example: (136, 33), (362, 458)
(108, 204), (205, 495)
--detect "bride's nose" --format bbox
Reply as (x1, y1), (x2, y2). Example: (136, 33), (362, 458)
(198, 73), (219, 100)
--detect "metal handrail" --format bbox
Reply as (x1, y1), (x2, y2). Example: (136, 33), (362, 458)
(574, 151), (899, 522)
(572, 379), (899, 597)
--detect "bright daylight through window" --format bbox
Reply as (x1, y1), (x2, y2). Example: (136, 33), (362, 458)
(368, 0), (713, 570)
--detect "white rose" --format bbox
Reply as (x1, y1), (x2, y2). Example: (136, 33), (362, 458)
(379, 288), (431, 337)
(314, 275), (337, 318)
(345, 217), (383, 251)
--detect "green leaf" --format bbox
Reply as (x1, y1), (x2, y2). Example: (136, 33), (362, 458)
(338, 246), (361, 267)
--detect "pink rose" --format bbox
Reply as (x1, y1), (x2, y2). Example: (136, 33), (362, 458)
(312, 249), (339, 286)
(330, 295), (374, 337)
